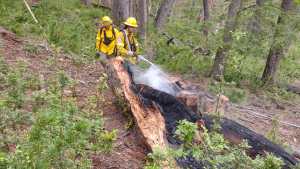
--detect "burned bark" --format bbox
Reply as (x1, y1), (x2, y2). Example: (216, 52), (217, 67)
(210, 0), (242, 81)
(155, 0), (177, 30)
(261, 0), (296, 84)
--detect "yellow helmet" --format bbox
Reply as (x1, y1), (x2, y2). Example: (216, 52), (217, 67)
(124, 17), (138, 28)
(101, 16), (112, 24)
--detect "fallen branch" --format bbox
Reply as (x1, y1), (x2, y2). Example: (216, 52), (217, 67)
(23, 0), (39, 23)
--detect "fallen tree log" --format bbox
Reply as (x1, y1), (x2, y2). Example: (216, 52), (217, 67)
(136, 84), (298, 168)
(105, 57), (298, 168)
(286, 84), (300, 95)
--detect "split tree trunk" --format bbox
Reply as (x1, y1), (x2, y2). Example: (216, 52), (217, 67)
(112, 0), (130, 25)
(155, 0), (177, 30)
(210, 0), (242, 81)
(105, 58), (169, 151)
(105, 58), (178, 168)
(261, 0), (296, 84)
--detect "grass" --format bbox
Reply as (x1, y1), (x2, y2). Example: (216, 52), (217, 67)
(0, 59), (116, 169)
(0, 0), (109, 59)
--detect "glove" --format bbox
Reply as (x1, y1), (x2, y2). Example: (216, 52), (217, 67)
(96, 52), (101, 58)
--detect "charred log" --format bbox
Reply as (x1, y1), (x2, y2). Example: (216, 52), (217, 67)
(106, 58), (298, 168)
(136, 84), (298, 168)
(135, 84), (201, 145)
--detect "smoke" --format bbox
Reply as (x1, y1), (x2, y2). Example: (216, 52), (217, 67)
(132, 64), (178, 96)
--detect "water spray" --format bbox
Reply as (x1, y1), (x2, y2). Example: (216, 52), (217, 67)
(138, 55), (155, 66)
(131, 55), (180, 96)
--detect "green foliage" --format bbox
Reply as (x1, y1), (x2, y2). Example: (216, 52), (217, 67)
(94, 130), (118, 153)
(0, 0), (109, 59)
(2, 62), (28, 109)
(266, 116), (282, 145)
(175, 120), (198, 146)
(0, 61), (115, 169)
(144, 147), (176, 169)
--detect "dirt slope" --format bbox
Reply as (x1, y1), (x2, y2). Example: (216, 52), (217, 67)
(0, 27), (146, 169)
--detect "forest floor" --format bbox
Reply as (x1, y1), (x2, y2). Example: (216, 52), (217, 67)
(0, 27), (146, 169)
(1, 26), (299, 169)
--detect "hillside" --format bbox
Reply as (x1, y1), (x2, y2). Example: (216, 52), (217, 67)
(0, 0), (300, 169)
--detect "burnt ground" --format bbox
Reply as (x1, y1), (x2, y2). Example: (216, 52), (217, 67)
(0, 27), (146, 169)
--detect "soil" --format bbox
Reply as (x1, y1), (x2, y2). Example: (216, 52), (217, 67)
(0, 27), (146, 169)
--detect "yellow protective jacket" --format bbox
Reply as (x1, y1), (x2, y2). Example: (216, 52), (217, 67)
(96, 25), (119, 56)
(116, 29), (139, 64)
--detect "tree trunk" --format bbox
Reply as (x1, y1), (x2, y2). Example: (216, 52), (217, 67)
(138, 0), (148, 40)
(256, 0), (265, 6)
(112, 0), (130, 25)
(210, 0), (242, 81)
(261, 0), (296, 84)
(202, 0), (210, 36)
(155, 0), (177, 30)
(247, 0), (266, 33)
(129, 0), (138, 17)
(81, 0), (92, 6)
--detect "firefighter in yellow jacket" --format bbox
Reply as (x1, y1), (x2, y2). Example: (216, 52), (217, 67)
(96, 16), (119, 60)
(117, 17), (139, 64)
